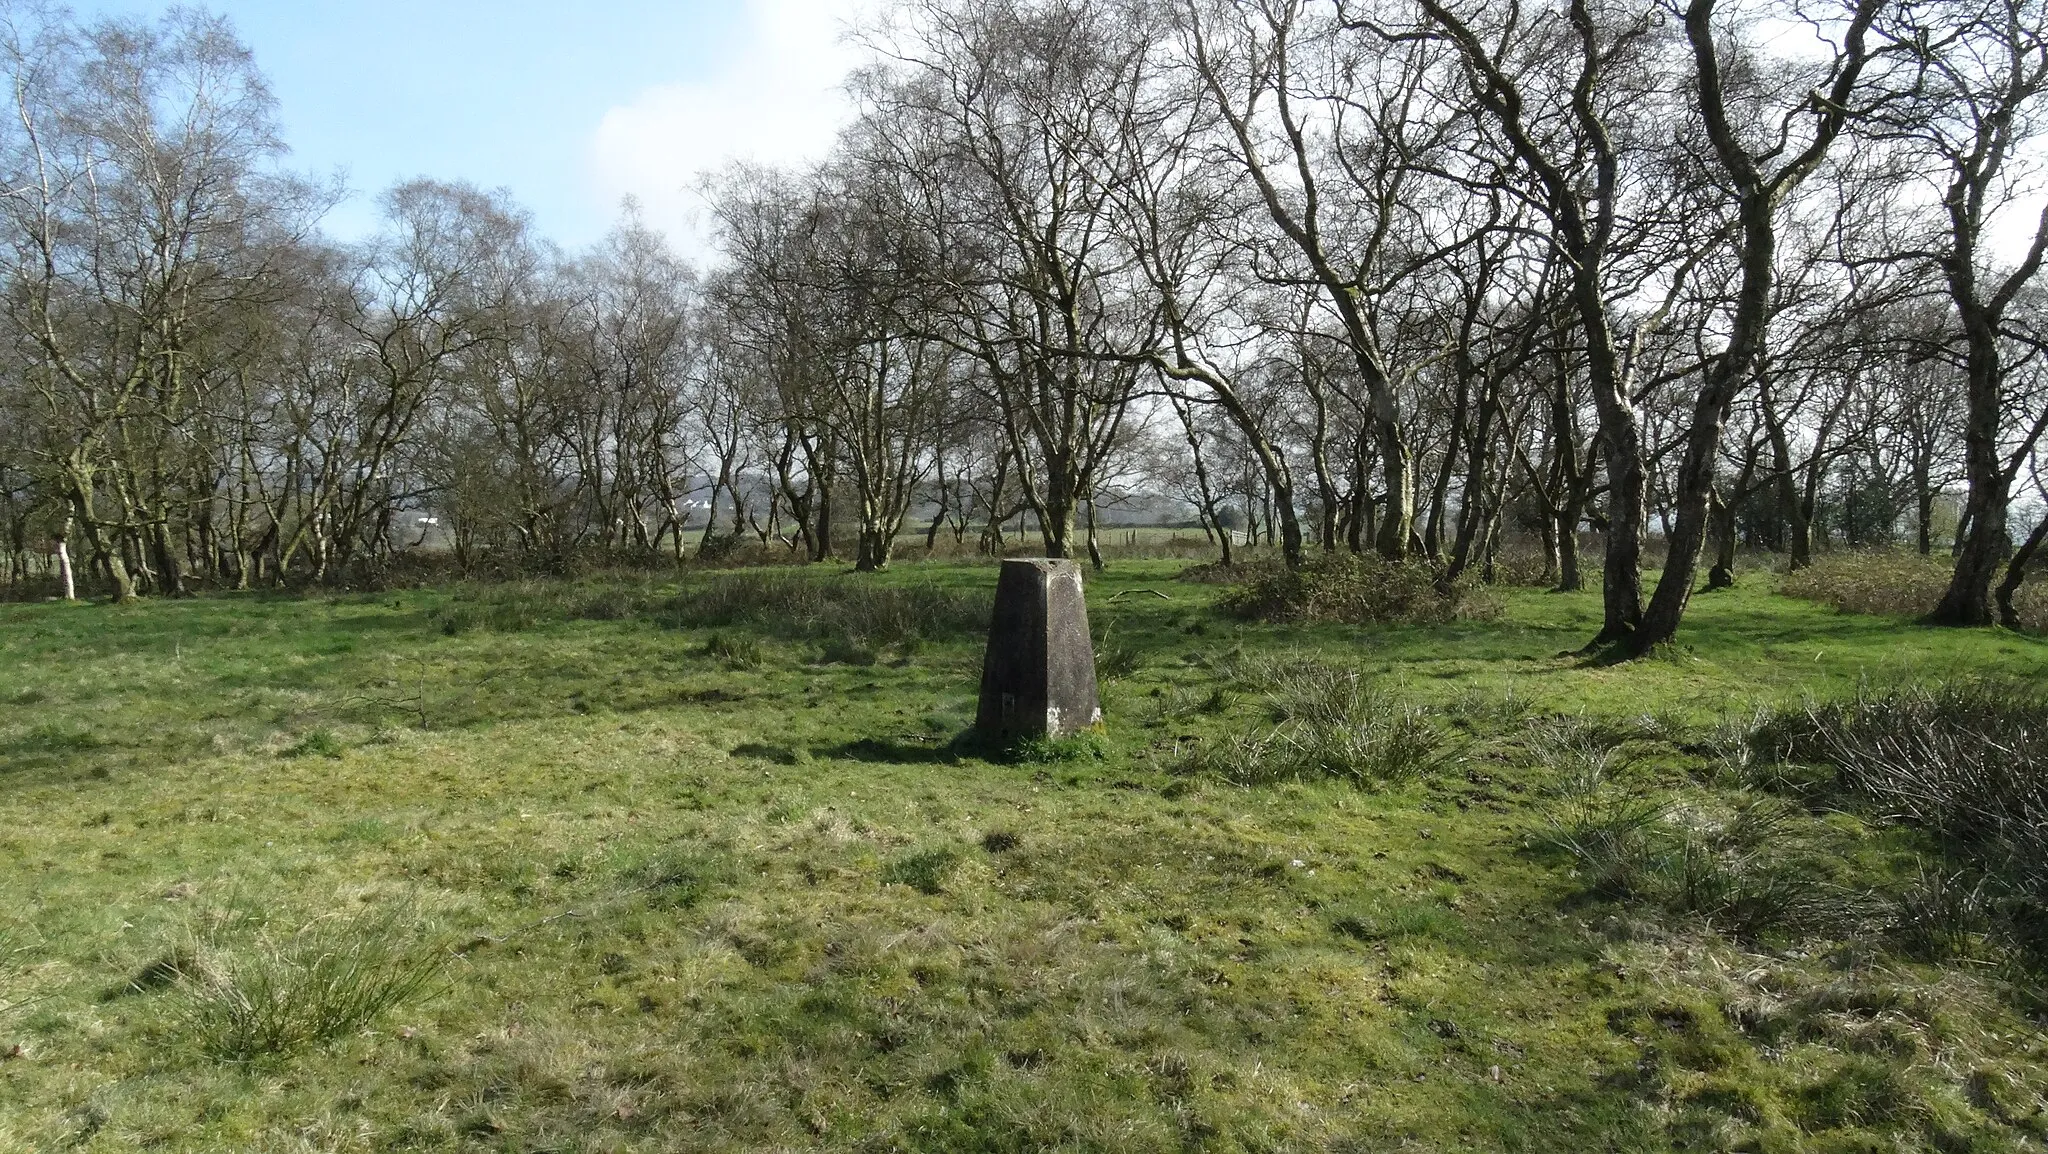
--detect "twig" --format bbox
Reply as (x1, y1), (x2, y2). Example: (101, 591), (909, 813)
(1108, 589), (1173, 602)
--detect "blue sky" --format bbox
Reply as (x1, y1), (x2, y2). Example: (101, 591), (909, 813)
(59, 2), (2045, 266)
(69, 0), (863, 254)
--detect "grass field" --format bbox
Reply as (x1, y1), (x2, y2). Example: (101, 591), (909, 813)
(3, 559), (2046, 1152)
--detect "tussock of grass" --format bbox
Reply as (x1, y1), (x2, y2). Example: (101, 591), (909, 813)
(428, 583), (561, 634)
(1538, 723), (1669, 899)
(1888, 864), (1992, 961)
(1329, 897), (1464, 944)
(1541, 732), (1853, 941)
(880, 846), (962, 895)
(1005, 732), (1105, 764)
(1091, 623), (1142, 681)
(816, 636), (879, 666)
(1171, 660), (1449, 788)
(280, 729), (345, 759)
(702, 632), (763, 670)
(1618, 945), (2048, 1152)
(1735, 679), (2048, 961)
(621, 844), (735, 910)
(168, 905), (444, 1062)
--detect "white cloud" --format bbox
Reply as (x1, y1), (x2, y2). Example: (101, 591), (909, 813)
(588, 0), (871, 261)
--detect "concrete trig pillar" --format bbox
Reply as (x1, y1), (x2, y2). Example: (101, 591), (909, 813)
(976, 558), (1103, 741)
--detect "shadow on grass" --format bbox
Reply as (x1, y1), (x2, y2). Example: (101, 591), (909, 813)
(815, 727), (1110, 768)
(817, 736), (962, 765)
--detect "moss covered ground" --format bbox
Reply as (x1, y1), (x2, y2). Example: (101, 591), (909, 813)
(2, 560), (2045, 1152)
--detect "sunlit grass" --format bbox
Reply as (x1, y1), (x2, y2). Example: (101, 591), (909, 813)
(1, 561), (2044, 1150)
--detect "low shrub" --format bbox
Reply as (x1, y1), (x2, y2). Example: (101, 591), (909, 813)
(1216, 553), (1499, 626)
(422, 571), (994, 648)
(1478, 548), (1555, 588)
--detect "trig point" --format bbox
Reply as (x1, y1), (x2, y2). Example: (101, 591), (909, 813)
(976, 558), (1103, 741)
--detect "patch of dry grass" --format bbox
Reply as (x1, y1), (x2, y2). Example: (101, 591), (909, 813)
(1780, 551), (2048, 629)
(1216, 553), (1503, 625)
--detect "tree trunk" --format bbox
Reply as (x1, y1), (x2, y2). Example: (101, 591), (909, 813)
(1537, 505), (1559, 586)
(1345, 429), (1372, 554)
(1634, 0), (1881, 652)
(1307, 373), (1339, 552)
(1762, 390), (1812, 569)
(1912, 452), (1935, 556)
(55, 531), (76, 602)
(1994, 513), (2047, 631)
(813, 455), (834, 562)
(1706, 485), (1737, 590)
(925, 457), (948, 552)
(1037, 472), (1077, 560)
(151, 521), (186, 597)
(1933, 481), (2006, 626)
(979, 453), (1010, 556)
(1930, 317), (2014, 625)
(1446, 372), (1501, 581)
(855, 516), (890, 572)
(1085, 494), (1105, 571)
(1550, 375), (1589, 593)
(1638, 319), (1753, 647)
(73, 504), (135, 603)
(1592, 414), (1646, 643)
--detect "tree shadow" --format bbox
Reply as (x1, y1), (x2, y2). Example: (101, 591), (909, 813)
(814, 735), (964, 765)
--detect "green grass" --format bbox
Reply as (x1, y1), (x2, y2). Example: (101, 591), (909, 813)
(2, 562), (2046, 1151)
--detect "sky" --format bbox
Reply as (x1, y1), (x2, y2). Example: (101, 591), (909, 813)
(68, 0), (869, 257)
(55, 1), (2048, 269)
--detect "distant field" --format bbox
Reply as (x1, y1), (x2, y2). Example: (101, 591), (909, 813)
(890, 524), (1226, 558)
(3, 562), (2045, 1152)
